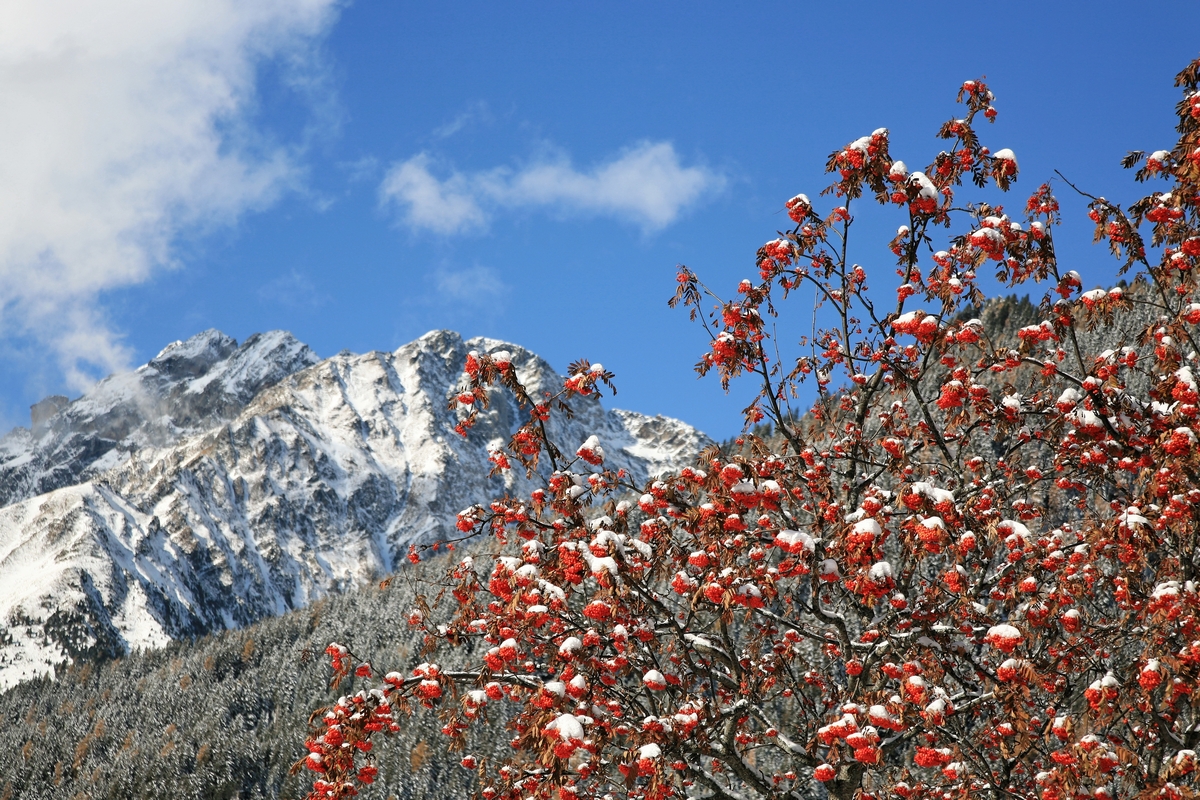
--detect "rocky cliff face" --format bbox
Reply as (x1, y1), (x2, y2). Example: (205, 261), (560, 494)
(0, 329), (320, 509)
(0, 329), (709, 689)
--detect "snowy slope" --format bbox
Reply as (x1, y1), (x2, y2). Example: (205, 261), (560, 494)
(0, 329), (709, 689)
(0, 329), (320, 509)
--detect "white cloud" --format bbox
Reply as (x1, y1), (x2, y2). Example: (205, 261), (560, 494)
(379, 142), (724, 235)
(380, 154), (490, 234)
(0, 0), (341, 389)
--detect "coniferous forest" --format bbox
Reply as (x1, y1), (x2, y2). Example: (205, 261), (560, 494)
(0, 561), (506, 800)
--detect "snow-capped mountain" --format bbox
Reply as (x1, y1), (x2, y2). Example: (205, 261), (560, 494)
(0, 329), (709, 689)
(0, 329), (320, 509)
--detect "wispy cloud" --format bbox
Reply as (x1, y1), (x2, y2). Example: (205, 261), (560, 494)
(432, 101), (493, 140)
(379, 142), (725, 235)
(433, 265), (508, 307)
(340, 155), (382, 184)
(0, 0), (341, 390)
(258, 270), (328, 310)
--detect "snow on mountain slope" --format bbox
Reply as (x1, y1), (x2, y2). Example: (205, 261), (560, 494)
(0, 329), (710, 689)
(0, 329), (320, 509)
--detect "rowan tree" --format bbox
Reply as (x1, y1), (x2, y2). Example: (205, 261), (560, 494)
(298, 59), (1200, 800)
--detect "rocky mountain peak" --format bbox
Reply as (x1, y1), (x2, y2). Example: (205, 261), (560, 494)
(0, 329), (320, 509)
(0, 328), (710, 689)
(148, 329), (239, 379)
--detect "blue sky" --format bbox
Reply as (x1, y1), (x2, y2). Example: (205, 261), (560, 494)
(1, 1), (1198, 441)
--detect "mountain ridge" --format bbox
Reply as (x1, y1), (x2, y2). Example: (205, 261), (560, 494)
(0, 329), (321, 509)
(0, 328), (710, 690)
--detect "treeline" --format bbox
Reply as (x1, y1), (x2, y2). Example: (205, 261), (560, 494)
(0, 558), (508, 800)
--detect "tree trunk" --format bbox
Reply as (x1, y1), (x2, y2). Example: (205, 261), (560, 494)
(827, 762), (864, 800)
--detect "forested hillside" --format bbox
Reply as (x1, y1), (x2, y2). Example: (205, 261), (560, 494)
(0, 554), (503, 800)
